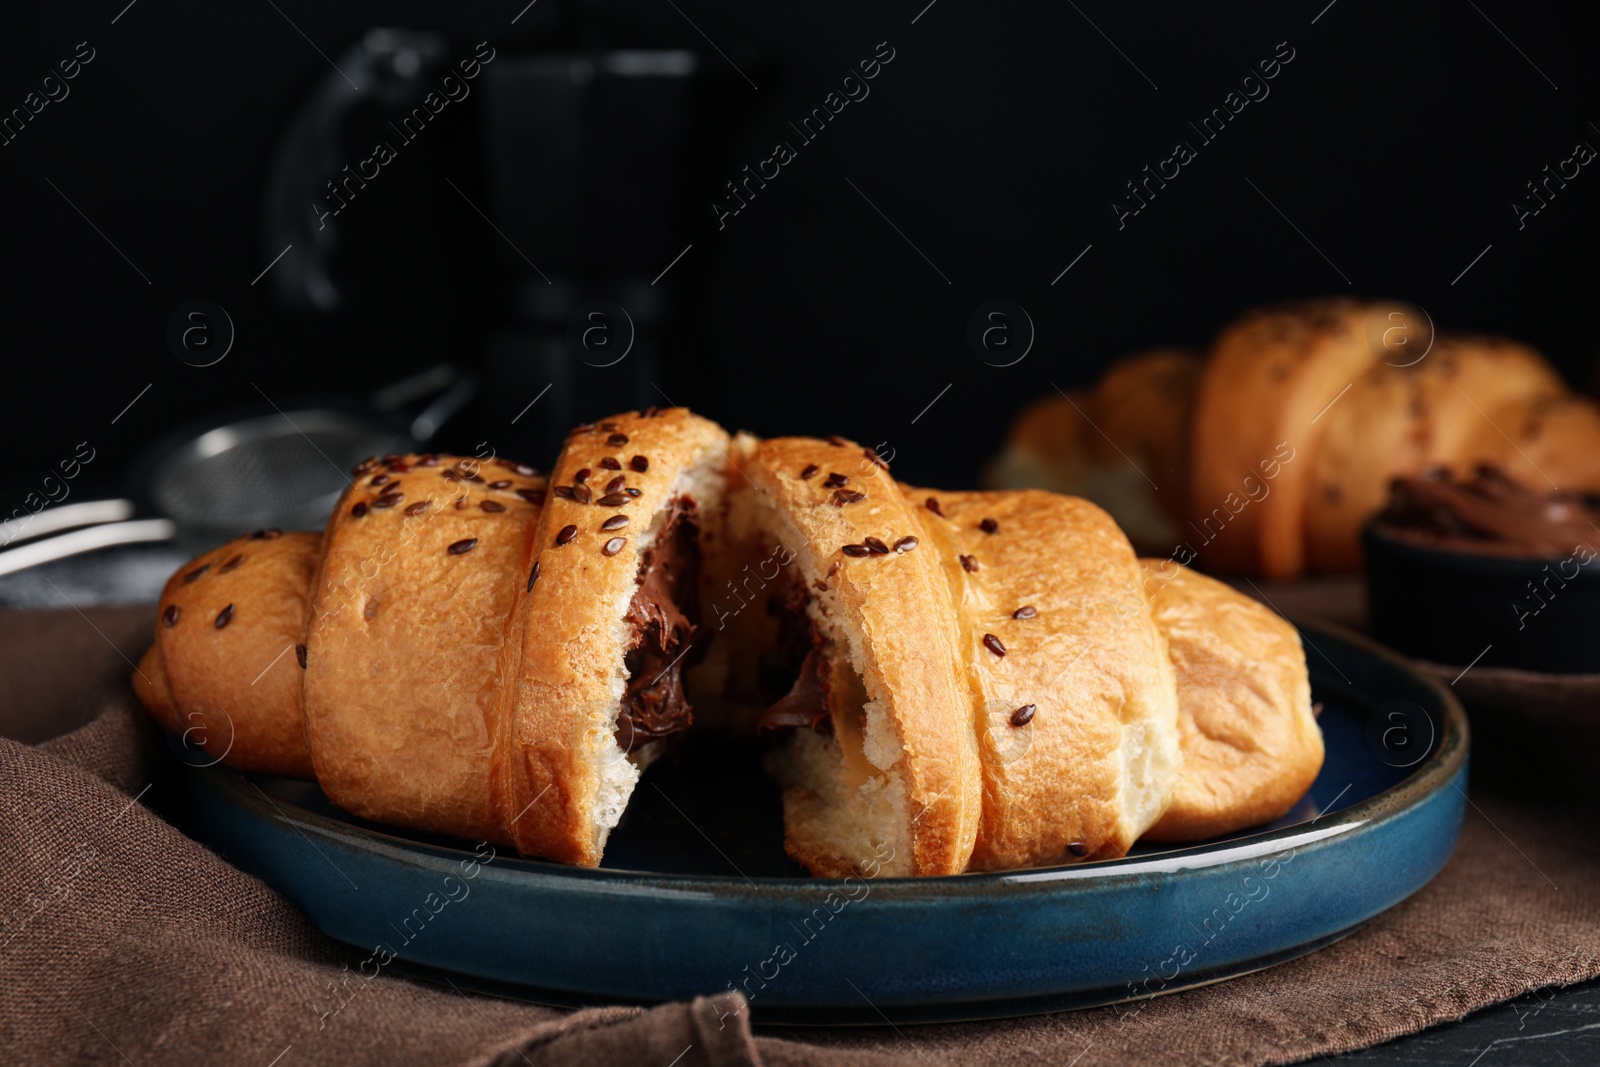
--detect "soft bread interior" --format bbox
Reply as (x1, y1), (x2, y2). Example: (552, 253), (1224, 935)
(585, 450), (731, 852)
(765, 596), (914, 878)
(718, 439), (917, 877)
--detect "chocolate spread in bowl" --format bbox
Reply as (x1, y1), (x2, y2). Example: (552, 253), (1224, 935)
(1375, 466), (1600, 558)
(616, 497), (705, 752)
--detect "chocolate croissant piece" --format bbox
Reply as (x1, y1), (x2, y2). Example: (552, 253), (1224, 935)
(133, 410), (1324, 875)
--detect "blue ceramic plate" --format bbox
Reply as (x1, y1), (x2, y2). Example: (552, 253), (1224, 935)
(185, 618), (1467, 1024)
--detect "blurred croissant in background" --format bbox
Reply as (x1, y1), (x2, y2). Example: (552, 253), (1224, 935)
(987, 298), (1600, 578)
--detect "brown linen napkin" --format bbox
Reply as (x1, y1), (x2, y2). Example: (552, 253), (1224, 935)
(2, 606), (1598, 1067)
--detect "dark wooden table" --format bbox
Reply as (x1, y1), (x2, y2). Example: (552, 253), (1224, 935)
(1327, 978), (1600, 1065)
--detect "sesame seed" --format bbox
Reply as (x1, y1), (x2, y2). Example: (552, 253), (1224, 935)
(1067, 841), (1089, 858)
(842, 544), (871, 557)
(448, 538), (478, 555)
(825, 472), (849, 488)
(596, 492), (630, 507)
(980, 517), (999, 534)
(351, 502), (369, 518)
(602, 515), (629, 531)
(602, 536), (627, 556)
(405, 502), (429, 516)
(373, 492), (403, 508)
(574, 468), (591, 484)
(926, 497), (945, 517)
(893, 536), (918, 552)
(1010, 704), (1036, 727)
(556, 524), (578, 545)
(631, 455), (649, 472)
(296, 643), (308, 669)
(214, 603), (234, 629)
(571, 483), (593, 504)
(863, 537), (889, 555)
(1013, 605), (1037, 619)
(527, 562), (541, 591)
(516, 488), (546, 504)
(960, 554), (979, 573)
(608, 433), (630, 446)
(218, 554), (244, 574)
(184, 564), (209, 583)
(601, 457), (622, 470)
(489, 480), (513, 490)
(800, 464), (820, 480)
(983, 633), (1005, 657)
(161, 605), (179, 627)
(482, 500), (507, 512)
(605, 475), (626, 494)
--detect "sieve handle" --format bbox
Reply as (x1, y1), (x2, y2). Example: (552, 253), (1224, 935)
(0, 499), (137, 549)
(0, 518), (177, 579)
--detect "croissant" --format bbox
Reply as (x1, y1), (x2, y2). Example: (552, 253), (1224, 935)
(988, 299), (1600, 578)
(134, 408), (1323, 876)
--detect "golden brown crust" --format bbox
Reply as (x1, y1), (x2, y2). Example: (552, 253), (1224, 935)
(1001, 391), (1094, 487)
(1303, 359), (1426, 571)
(1140, 561), (1323, 841)
(303, 454), (545, 844)
(136, 530), (319, 777)
(742, 438), (982, 877)
(1303, 333), (1570, 570)
(1090, 348), (1202, 521)
(1189, 298), (1394, 577)
(503, 409), (730, 866)
(1414, 334), (1565, 462)
(912, 488), (1181, 869)
(1411, 334), (1600, 496)
(132, 642), (175, 732)
(990, 351), (1200, 540)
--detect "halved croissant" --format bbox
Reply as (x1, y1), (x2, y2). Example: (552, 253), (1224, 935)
(134, 410), (1324, 874)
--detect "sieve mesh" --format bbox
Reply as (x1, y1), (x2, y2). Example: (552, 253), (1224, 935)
(150, 414), (401, 533)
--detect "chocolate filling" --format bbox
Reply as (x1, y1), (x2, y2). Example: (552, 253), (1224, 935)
(756, 571), (833, 735)
(1376, 465), (1600, 558)
(616, 497), (705, 752)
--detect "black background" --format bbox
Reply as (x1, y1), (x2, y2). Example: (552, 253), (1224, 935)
(2, 0), (1596, 498)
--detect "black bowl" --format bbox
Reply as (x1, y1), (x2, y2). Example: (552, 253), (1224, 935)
(1362, 522), (1600, 673)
